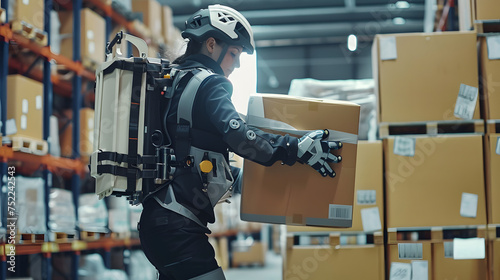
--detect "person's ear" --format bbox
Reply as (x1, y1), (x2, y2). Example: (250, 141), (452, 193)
(205, 37), (216, 54)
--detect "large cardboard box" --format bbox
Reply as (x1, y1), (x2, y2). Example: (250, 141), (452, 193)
(59, 8), (105, 64)
(433, 241), (487, 280)
(60, 108), (94, 158)
(7, 75), (44, 140)
(479, 36), (500, 120)
(486, 133), (500, 224)
(387, 242), (432, 280)
(372, 32), (480, 123)
(384, 134), (487, 228)
(131, 0), (162, 38)
(288, 140), (384, 233)
(284, 243), (385, 280)
(241, 94), (360, 227)
(493, 239), (500, 280)
(9, 0), (44, 30)
(232, 241), (266, 267)
(472, 0), (500, 21)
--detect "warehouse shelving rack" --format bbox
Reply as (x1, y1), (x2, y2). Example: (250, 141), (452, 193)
(0, 0), (152, 279)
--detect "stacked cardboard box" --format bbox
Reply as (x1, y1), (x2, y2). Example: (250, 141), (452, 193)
(473, 7), (500, 278)
(283, 141), (385, 279)
(373, 31), (489, 279)
(372, 31), (480, 125)
(471, 0), (500, 21)
(384, 135), (487, 229)
(284, 233), (385, 280)
(7, 75), (44, 141)
(131, 0), (162, 41)
(59, 108), (94, 161)
(59, 8), (106, 67)
(8, 0), (44, 30)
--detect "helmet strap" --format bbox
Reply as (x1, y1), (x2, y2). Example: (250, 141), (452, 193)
(216, 44), (229, 65)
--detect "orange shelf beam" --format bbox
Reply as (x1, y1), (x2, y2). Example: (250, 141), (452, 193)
(0, 24), (96, 81)
(0, 146), (86, 177)
(3, 238), (141, 255)
(8, 58), (73, 98)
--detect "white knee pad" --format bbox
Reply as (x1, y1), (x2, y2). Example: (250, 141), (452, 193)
(189, 267), (226, 280)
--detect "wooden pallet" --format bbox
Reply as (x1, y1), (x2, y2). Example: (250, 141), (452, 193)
(32, 28), (48, 46)
(387, 225), (487, 244)
(11, 20), (35, 39)
(379, 120), (484, 138)
(80, 231), (105, 241)
(11, 136), (48, 155)
(110, 231), (131, 240)
(487, 119), (500, 134)
(287, 230), (384, 246)
(17, 233), (45, 244)
(51, 232), (77, 243)
(475, 20), (500, 33)
(10, 20), (48, 46)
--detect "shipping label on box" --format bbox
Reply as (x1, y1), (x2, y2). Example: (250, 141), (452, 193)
(240, 94), (360, 227)
(433, 241), (487, 279)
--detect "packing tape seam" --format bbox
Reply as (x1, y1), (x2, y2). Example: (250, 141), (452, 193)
(245, 114), (358, 145)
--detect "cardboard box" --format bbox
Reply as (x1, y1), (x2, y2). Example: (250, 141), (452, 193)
(387, 242), (432, 280)
(284, 243), (385, 280)
(9, 0), (44, 30)
(161, 5), (173, 43)
(240, 94), (360, 227)
(479, 36), (500, 120)
(433, 241), (487, 280)
(59, 108), (94, 157)
(472, 0), (500, 21)
(232, 241), (266, 267)
(493, 239), (500, 280)
(372, 32), (480, 123)
(384, 134), (487, 228)
(59, 8), (105, 64)
(288, 140), (384, 233)
(486, 134), (500, 224)
(7, 75), (44, 140)
(131, 0), (162, 38)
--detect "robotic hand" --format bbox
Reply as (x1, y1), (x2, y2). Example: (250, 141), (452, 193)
(297, 129), (342, 177)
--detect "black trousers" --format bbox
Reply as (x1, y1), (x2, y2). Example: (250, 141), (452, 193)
(138, 199), (219, 280)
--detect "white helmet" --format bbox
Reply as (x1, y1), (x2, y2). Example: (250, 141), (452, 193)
(182, 5), (255, 54)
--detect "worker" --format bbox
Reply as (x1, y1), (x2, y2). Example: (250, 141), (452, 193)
(138, 5), (342, 279)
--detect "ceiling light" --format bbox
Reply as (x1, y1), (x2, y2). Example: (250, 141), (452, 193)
(392, 17), (407, 25)
(347, 34), (357, 52)
(395, 1), (410, 9)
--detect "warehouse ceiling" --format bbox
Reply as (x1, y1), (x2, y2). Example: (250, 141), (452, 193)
(160, 0), (428, 93)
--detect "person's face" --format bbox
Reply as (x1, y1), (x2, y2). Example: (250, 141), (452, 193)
(217, 45), (242, 78)
(205, 38), (243, 77)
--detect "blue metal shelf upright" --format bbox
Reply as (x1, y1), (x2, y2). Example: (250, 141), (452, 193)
(0, 0), (8, 278)
(71, 1), (83, 279)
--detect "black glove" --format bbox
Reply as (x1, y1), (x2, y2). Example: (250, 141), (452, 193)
(297, 129), (342, 177)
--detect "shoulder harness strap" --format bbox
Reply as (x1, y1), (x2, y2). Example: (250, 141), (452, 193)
(175, 68), (215, 162)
